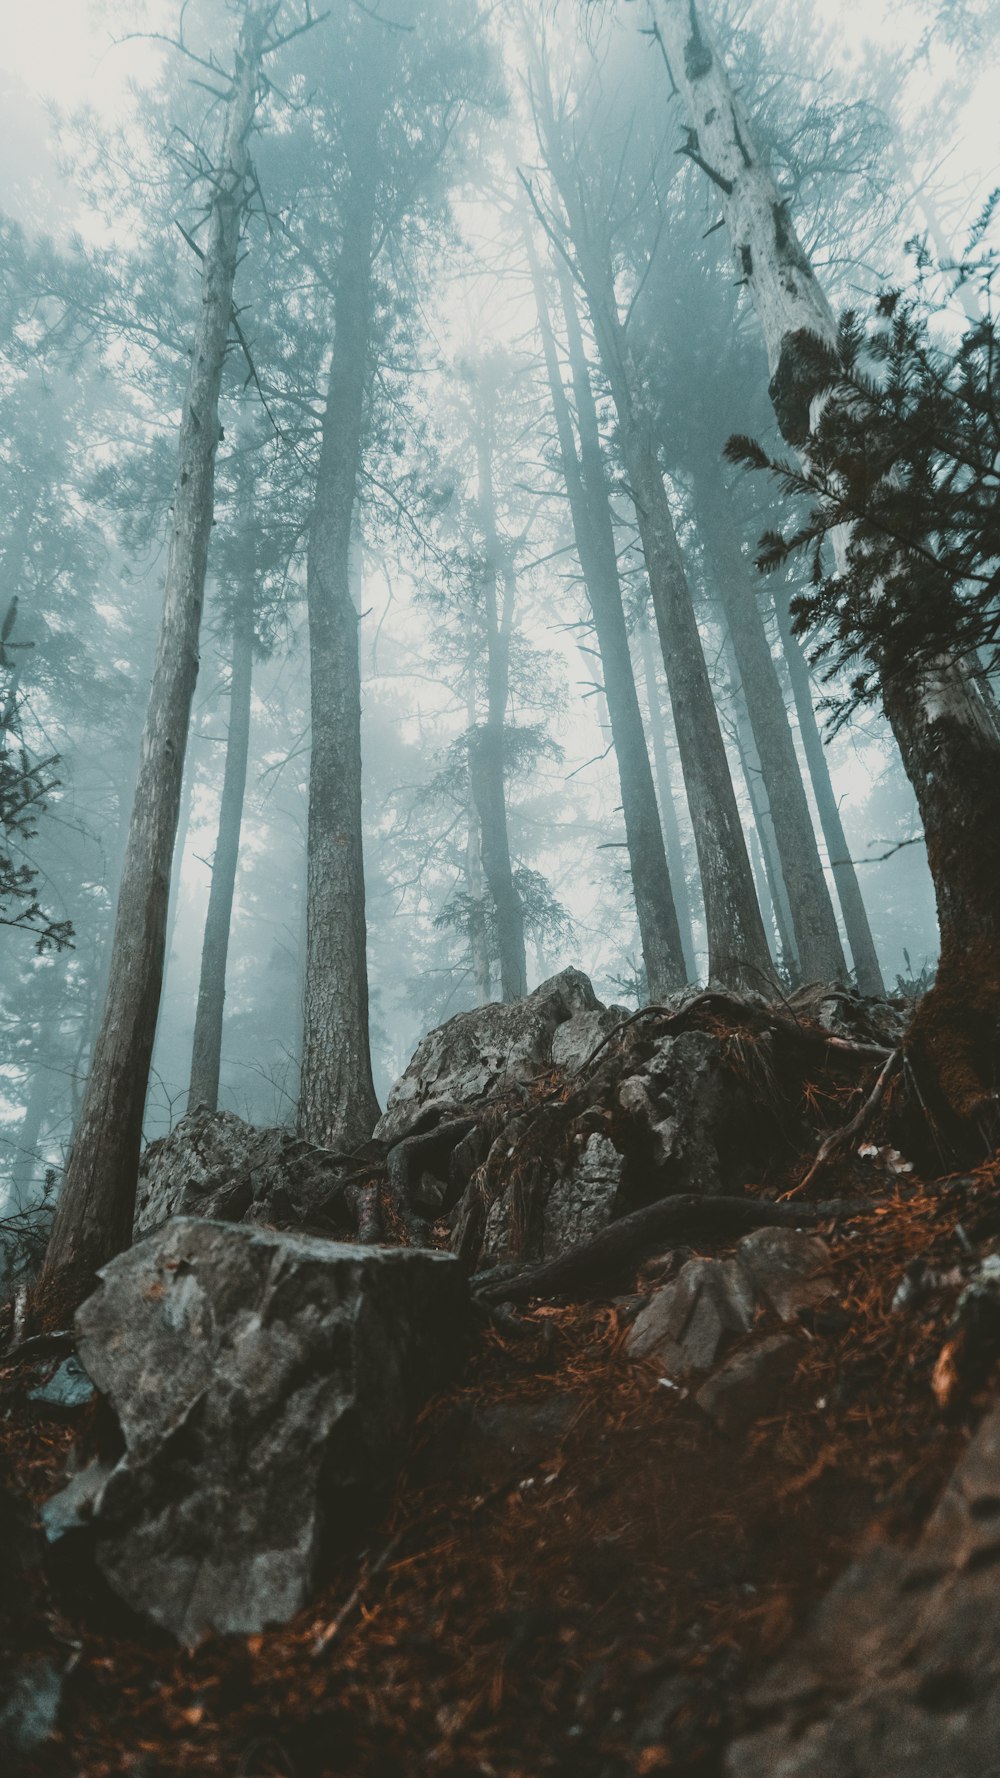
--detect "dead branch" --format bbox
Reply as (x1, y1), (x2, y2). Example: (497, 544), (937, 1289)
(785, 1048), (902, 1200)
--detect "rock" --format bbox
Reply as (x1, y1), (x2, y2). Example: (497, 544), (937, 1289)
(550, 1007), (625, 1074)
(0, 1656), (64, 1770)
(0, 1485), (62, 1772)
(727, 1399), (1000, 1777)
(27, 1353), (95, 1412)
(626, 1229), (831, 1385)
(45, 1218), (467, 1643)
(734, 1228), (834, 1322)
(375, 968), (602, 1146)
(133, 1108), (358, 1237)
(541, 1134), (624, 1260)
(694, 1333), (801, 1436)
(627, 1256), (755, 1377)
(617, 1030), (750, 1196)
(786, 981), (907, 1049)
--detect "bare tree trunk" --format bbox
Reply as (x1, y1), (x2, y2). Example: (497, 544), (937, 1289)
(728, 674), (799, 977)
(188, 585), (254, 1112)
(464, 670), (492, 1005)
(655, 0), (1000, 1127)
(10, 1062), (55, 1212)
(298, 156), (382, 1150)
(693, 459), (847, 982)
(578, 256), (772, 990)
(41, 3), (273, 1307)
(469, 416), (527, 1002)
(527, 235), (687, 995)
(773, 594), (885, 995)
(635, 614), (698, 982)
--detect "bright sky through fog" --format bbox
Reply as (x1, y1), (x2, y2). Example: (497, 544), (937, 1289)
(0, 2), (167, 112)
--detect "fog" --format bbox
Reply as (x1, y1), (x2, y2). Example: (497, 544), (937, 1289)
(1, 0), (996, 1224)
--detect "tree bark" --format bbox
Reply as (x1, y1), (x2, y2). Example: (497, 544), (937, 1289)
(41, 2), (273, 1308)
(655, 0), (1000, 1129)
(528, 234), (688, 996)
(187, 583), (254, 1112)
(466, 388), (528, 1004)
(635, 615), (699, 981)
(773, 594), (886, 995)
(576, 251), (773, 990)
(298, 154), (383, 1150)
(465, 670), (492, 1005)
(693, 458), (847, 982)
(728, 673), (799, 975)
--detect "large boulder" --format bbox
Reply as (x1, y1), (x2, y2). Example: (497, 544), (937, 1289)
(43, 1219), (466, 1644)
(133, 1108), (358, 1238)
(616, 1029), (750, 1195)
(728, 1399), (1000, 1777)
(375, 968), (607, 1146)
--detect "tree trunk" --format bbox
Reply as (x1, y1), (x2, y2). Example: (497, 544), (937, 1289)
(693, 458), (847, 982)
(728, 674), (799, 976)
(298, 158), (382, 1150)
(773, 594), (886, 995)
(40, 3), (271, 1309)
(635, 614), (699, 981)
(464, 671), (492, 1005)
(655, 0), (1000, 1130)
(527, 234), (688, 995)
(10, 1063), (54, 1212)
(187, 588), (254, 1113)
(466, 394), (528, 1004)
(578, 254), (772, 990)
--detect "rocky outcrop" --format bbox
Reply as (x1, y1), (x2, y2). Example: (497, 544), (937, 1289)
(43, 1219), (467, 1643)
(626, 1229), (833, 1422)
(728, 1399), (1000, 1777)
(375, 968), (610, 1146)
(133, 1109), (365, 1239)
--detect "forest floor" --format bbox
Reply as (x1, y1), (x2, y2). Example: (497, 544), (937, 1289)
(4, 1137), (999, 1776)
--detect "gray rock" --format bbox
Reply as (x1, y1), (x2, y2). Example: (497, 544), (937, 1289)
(617, 1030), (749, 1195)
(727, 1400), (1000, 1778)
(734, 1228), (834, 1322)
(627, 1256), (755, 1377)
(550, 1008), (621, 1074)
(694, 1333), (801, 1436)
(134, 1108), (356, 1237)
(0, 1656), (63, 1768)
(542, 1133), (623, 1259)
(46, 1218), (466, 1643)
(375, 968), (602, 1146)
(28, 1353), (95, 1411)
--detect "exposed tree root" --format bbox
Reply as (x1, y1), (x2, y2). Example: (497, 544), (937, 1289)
(472, 1191), (881, 1306)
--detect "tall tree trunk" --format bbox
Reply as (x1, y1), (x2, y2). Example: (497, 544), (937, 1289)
(464, 671), (492, 1005)
(655, 0), (1000, 1129)
(527, 234), (687, 995)
(298, 158), (382, 1149)
(692, 458), (847, 982)
(10, 1062), (54, 1212)
(728, 671), (799, 976)
(188, 587), (254, 1112)
(575, 249), (772, 990)
(635, 614), (698, 981)
(41, 3), (272, 1307)
(772, 594), (886, 995)
(469, 413), (527, 1003)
